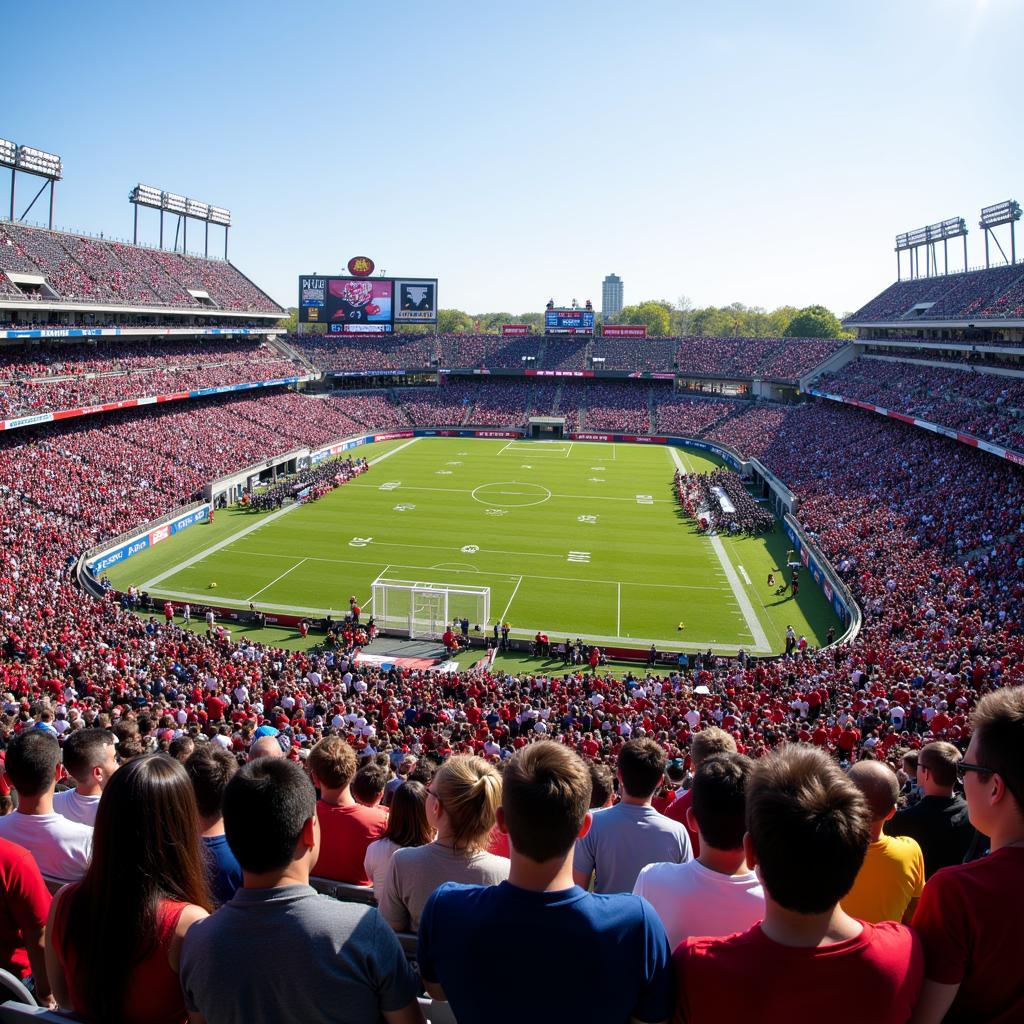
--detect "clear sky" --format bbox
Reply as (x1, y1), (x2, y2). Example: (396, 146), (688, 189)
(4, 0), (1021, 315)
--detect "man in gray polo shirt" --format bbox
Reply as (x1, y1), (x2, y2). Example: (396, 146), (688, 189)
(180, 758), (423, 1024)
(573, 737), (692, 893)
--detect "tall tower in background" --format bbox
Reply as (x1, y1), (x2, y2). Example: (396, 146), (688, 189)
(602, 273), (623, 318)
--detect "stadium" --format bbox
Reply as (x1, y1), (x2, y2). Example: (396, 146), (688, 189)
(1, 10), (1023, 1020)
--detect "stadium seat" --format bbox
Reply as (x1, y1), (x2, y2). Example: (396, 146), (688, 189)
(0, 973), (35, 1009)
(309, 876), (378, 905)
(418, 996), (458, 1024)
(0, 1004), (66, 1023)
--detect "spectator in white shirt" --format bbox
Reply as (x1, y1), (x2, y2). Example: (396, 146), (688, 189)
(634, 752), (764, 949)
(0, 730), (93, 882)
(53, 729), (118, 827)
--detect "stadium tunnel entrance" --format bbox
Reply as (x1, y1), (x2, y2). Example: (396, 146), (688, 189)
(528, 416), (565, 439)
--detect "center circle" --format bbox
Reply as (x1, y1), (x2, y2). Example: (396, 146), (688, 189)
(471, 481), (552, 508)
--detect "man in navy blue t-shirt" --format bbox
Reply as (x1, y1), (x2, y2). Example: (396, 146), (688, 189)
(418, 742), (673, 1024)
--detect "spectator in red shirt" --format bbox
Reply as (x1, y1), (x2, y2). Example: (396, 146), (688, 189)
(308, 737), (387, 885)
(911, 688), (1024, 1024)
(664, 727), (737, 856)
(0, 836), (52, 1002)
(673, 745), (923, 1023)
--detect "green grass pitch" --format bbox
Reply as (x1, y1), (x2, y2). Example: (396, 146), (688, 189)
(105, 437), (840, 654)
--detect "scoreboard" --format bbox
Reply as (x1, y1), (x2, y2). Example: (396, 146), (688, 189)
(544, 309), (595, 334)
(299, 276), (438, 334)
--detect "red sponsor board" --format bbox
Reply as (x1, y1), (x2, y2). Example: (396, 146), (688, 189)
(619, 435), (667, 444)
(571, 433), (612, 442)
(602, 325), (647, 338)
(373, 431), (414, 442)
(501, 324), (530, 336)
(148, 524), (171, 546)
(823, 579), (834, 601)
(525, 369), (595, 378)
(475, 430), (521, 438)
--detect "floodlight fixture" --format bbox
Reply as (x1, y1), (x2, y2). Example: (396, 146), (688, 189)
(980, 200), (1021, 229)
(0, 138), (16, 169)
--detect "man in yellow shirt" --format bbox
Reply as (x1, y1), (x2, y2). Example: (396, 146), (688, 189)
(842, 760), (924, 924)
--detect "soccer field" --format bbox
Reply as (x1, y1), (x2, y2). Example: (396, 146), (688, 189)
(105, 437), (840, 654)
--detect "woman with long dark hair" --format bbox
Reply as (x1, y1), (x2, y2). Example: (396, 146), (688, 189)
(45, 753), (212, 1024)
(363, 780), (434, 898)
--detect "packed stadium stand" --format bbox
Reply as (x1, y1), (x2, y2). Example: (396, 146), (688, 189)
(0, 223), (281, 314)
(847, 263), (1024, 323)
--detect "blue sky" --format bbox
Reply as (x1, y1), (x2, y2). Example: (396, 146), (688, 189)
(4, 0), (1021, 315)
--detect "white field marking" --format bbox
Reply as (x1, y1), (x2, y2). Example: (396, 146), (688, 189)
(428, 562), (480, 572)
(150, 582), (752, 652)
(435, 470), (453, 475)
(617, 582), (621, 635)
(362, 563), (391, 610)
(588, 478), (605, 483)
(392, 503), (416, 512)
(227, 548), (731, 592)
(577, 514), (598, 524)
(445, 461), (463, 465)
(668, 445), (770, 651)
(636, 494), (654, 505)
(139, 501), (303, 591)
(497, 440), (518, 455)
(520, 464), (533, 469)
(369, 436), (420, 464)
(245, 557), (308, 602)
(499, 575), (524, 623)
(566, 442), (574, 457)
(567, 551), (591, 563)
(348, 536), (373, 547)
(345, 483), (673, 503)
(591, 466), (606, 471)
(738, 564), (752, 585)
(378, 481), (401, 491)
(611, 444), (616, 460)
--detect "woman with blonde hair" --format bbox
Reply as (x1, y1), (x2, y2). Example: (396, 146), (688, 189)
(379, 754), (509, 932)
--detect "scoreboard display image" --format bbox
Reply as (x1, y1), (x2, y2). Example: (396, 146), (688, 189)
(545, 309), (596, 334)
(298, 275), (438, 333)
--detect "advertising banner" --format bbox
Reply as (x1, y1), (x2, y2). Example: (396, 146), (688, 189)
(501, 324), (531, 336)
(394, 279), (438, 323)
(602, 324), (647, 338)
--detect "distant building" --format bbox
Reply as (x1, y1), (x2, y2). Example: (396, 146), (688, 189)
(602, 274), (623, 318)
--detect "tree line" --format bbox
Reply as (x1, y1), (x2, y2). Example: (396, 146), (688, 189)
(278, 299), (850, 338)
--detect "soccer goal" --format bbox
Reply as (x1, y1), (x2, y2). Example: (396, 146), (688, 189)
(371, 577), (491, 641)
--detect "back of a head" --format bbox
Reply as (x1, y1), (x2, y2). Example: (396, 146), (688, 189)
(747, 745), (870, 914)
(434, 754), (502, 851)
(248, 735), (285, 762)
(61, 728), (115, 784)
(970, 688), (1024, 814)
(223, 757), (316, 874)
(692, 753), (754, 851)
(847, 760), (899, 822)
(690, 726), (738, 769)
(5, 729), (59, 797)
(185, 745), (238, 819)
(502, 742), (592, 863)
(919, 741), (961, 789)
(168, 735), (196, 763)
(384, 780), (432, 848)
(352, 759), (390, 805)
(307, 735), (356, 789)
(588, 760), (615, 809)
(618, 737), (666, 799)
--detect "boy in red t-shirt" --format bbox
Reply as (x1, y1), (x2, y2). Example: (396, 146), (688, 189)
(307, 736), (387, 886)
(911, 687), (1024, 1024)
(673, 744), (923, 1024)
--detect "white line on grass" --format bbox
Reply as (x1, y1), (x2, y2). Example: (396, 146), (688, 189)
(140, 437), (419, 592)
(345, 483), (672, 503)
(738, 564), (752, 585)
(668, 446), (770, 652)
(498, 575), (524, 624)
(140, 502), (302, 591)
(617, 582), (621, 635)
(246, 558), (308, 602)
(369, 436), (421, 465)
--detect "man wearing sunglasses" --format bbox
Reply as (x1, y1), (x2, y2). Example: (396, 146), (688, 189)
(910, 688), (1024, 1024)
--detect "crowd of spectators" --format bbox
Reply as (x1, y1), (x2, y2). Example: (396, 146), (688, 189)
(398, 387), (471, 427)
(0, 341), (303, 419)
(848, 263), (1024, 322)
(0, 223), (280, 313)
(246, 456), (368, 511)
(0, 379), (1021, 1017)
(675, 467), (774, 535)
(816, 359), (1024, 453)
(675, 336), (846, 380)
(574, 381), (650, 434)
(290, 334), (436, 373)
(654, 395), (737, 436)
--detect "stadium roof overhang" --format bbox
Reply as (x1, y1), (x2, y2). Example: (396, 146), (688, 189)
(0, 297), (282, 320)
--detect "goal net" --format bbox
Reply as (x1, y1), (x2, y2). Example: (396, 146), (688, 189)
(371, 577), (491, 641)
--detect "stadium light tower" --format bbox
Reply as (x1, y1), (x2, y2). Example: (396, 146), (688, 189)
(979, 200), (1021, 268)
(0, 138), (62, 229)
(895, 216), (967, 281)
(129, 184), (232, 258)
